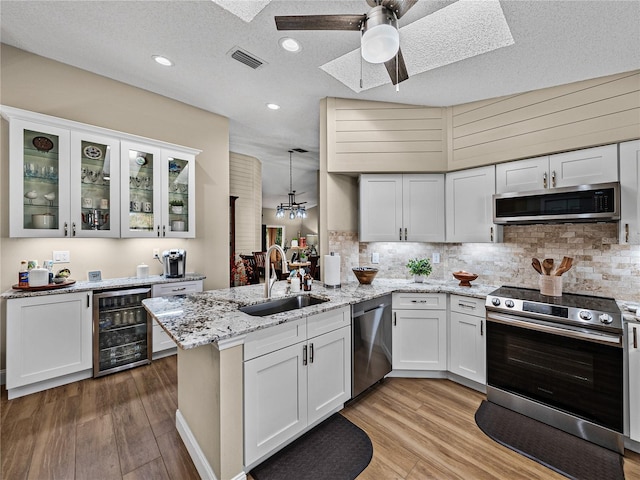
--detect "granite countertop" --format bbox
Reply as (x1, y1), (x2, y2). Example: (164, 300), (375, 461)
(620, 301), (640, 323)
(1, 273), (206, 299)
(142, 278), (499, 351)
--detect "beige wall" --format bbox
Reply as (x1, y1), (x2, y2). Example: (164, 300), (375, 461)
(0, 45), (230, 370)
(230, 152), (261, 256)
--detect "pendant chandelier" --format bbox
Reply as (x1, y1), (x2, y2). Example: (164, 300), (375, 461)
(275, 150), (307, 219)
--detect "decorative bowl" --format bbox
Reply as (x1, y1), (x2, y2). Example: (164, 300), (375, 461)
(352, 267), (378, 285)
(52, 276), (66, 284)
(452, 271), (478, 287)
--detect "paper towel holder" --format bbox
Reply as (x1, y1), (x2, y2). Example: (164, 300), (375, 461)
(323, 252), (341, 289)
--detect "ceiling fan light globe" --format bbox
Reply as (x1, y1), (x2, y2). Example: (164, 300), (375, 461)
(289, 210), (296, 220)
(361, 24), (399, 63)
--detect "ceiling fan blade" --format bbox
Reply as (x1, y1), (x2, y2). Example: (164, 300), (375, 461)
(275, 15), (365, 31)
(381, 0), (418, 19)
(384, 47), (409, 85)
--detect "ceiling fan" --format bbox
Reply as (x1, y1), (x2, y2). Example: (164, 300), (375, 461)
(275, 0), (418, 85)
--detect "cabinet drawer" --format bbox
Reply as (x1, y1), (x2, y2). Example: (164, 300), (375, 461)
(392, 293), (446, 310)
(244, 318), (307, 361)
(307, 306), (350, 339)
(151, 280), (203, 297)
(450, 295), (485, 317)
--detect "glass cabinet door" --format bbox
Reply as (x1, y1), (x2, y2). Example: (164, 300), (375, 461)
(70, 132), (120, 237)
(121, 141), (161, 238)
(9, 120), (70, 237)
(162, 149), (196, 238)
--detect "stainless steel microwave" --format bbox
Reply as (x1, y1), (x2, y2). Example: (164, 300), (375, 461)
(493, 182), (620, 225)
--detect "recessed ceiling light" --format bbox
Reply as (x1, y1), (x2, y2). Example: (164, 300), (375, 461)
(266, 103), (281, 110)
(279, 37), (301, 53)
(153, 55), (174, 67)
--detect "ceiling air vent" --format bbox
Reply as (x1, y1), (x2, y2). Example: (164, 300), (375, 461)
(229, 47), (265, 70)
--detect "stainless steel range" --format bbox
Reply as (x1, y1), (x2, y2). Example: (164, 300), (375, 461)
(485, 286), (624, 453)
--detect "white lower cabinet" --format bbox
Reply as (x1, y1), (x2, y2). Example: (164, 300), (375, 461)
(392, 293), (447, 371)
(448, 295), (486, 385)
(244, 307), (351, 467)
(628, 322), (640, 442)
(6, 291), (93, 398)
(150, 280), (203, 358)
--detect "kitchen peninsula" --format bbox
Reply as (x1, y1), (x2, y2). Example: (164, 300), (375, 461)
(143, 279), (497, 480)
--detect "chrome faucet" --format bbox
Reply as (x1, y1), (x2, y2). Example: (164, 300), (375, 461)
(265, 244), (289, 298)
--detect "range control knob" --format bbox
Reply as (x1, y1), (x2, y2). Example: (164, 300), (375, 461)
(505, 300), (515, 308)
(599, 313), (613, 325)
(491, 298), (501, 306)
(579, 310), (593, 321)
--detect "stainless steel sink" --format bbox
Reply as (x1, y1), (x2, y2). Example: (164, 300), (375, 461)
(239, 295), (329, 317)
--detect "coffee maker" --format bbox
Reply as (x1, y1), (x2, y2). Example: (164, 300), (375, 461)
(162, 249), (186, 278)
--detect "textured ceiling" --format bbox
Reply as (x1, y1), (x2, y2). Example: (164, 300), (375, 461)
(1, 0), (640, 209)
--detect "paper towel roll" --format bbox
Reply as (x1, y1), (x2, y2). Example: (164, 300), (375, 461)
(324, 253), (341, 288)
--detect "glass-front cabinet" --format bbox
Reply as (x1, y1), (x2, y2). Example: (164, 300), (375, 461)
(70, 132), (120, 237)
(9, 120), (71, 237)
(121, 141), (162, 238)
(162, 149), (196, 238)
(120, 143), (195, 238)
(4, 106), (199, 238)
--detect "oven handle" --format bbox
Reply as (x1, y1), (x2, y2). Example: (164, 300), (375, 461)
(486, 311), (622, 347)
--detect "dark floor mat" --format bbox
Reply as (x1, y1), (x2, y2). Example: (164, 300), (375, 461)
(250, 413), (373, 480)
(475, 400), (624, 480)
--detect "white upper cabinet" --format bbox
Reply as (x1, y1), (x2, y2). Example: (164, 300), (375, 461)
(70, 131), (121, 237)
(446, 165), (499, 243)
(3, 106), (199, 238)
(496, 145), (618, 193)
(9, 119), (71, 237)
(359, 174), (445, 242)
(620, 140), (640, 245)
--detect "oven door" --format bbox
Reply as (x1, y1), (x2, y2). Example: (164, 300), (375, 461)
(487, 311), (623, 433)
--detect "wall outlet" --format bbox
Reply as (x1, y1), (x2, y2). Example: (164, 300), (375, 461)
(153, 248), (160, 259)
(53, 250), (70, 263)
(371, 252), (380, 264)
(432, 252), (440, 264)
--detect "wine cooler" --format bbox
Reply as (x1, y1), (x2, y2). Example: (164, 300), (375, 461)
(93, 287), (151, 377)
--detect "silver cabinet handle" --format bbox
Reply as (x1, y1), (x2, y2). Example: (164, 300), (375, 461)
(551, 170), (556, 188)
(634, 326), (638, 349)
(543, 172), (547, 189)
(490, 226), (494, 242)
(172, 287), (186, 292)
(309, 343), (314, 363)
(480, 320), (484, 336)
(404, 227), (407, 241)
(458, 301), (476, 310)
(163, 225), (166, 237)
(303, 344), (308, 366)
(393, 312), (397, 326)
(72, 222), (76, 237)
(157, 225), (161, 237)
(64, 221), (68, 237)
(411, 300), (427, 303)
(399, 228), (402, 241)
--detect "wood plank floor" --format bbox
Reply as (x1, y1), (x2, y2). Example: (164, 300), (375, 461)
(1, 356), (198, 480)
(4, 358), (640, 479)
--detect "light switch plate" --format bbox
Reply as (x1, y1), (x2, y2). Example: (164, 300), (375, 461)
(371, 252), (380, 264)
(432, 252), (440, 264)
(53, 250), (70, 263)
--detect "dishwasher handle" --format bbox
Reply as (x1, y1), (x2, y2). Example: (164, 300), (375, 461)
(352, 303), (388, 318)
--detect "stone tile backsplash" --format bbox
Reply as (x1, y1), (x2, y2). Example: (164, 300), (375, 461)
(328, 224), (640, 301)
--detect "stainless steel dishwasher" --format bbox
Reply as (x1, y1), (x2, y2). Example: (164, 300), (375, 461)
(351, 294), (393, 398)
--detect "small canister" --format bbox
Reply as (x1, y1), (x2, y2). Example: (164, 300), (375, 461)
(136, 263), (149, 279)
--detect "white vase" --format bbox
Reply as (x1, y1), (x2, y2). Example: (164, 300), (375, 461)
(414, 274), (425, 283)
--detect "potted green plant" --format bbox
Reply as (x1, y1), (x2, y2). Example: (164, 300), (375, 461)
(406, 257), (432, 283)
(170, 199), (184, 214)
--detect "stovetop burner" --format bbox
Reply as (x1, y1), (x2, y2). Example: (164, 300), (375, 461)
(486, 286), (622, 333)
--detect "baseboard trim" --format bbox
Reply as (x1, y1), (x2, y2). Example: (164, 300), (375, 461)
(176, 409), (218, 480)
(7, 369), (92, 399)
